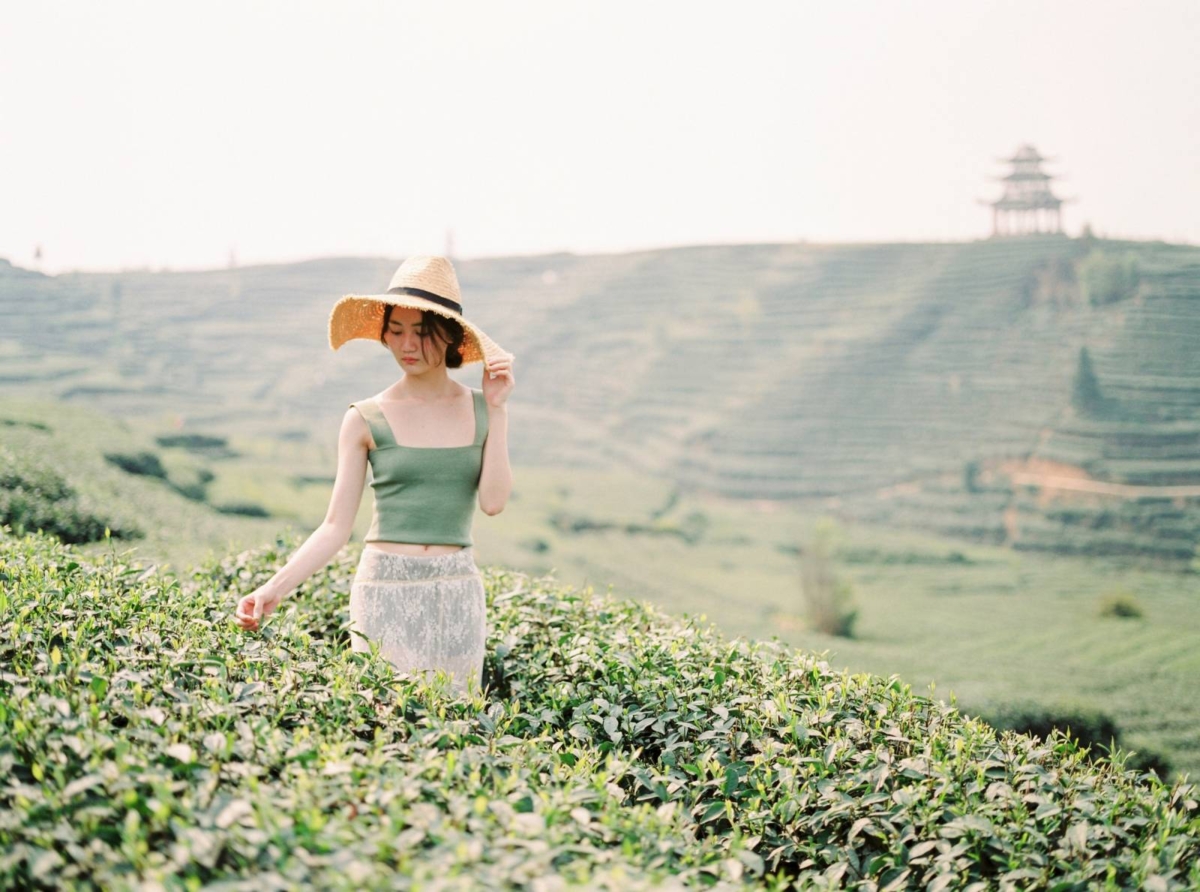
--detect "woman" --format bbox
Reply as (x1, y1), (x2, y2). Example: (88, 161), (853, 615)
(234, 254), (514, 697)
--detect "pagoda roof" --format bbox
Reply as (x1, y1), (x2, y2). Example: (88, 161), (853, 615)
(998, 143), (1054, 163)
(990, 196), (1064, 209)
(998, 171), (1056, 181)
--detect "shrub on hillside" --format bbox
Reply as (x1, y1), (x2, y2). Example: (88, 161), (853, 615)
(977, 701), (1170, 780)
(0, 417), (51, 432)
(798, 517), (858, 637)
(155, 433), (229, 450)
(103, 450), (167, 479)
(1098, 589), (1145, 619)
(170, 467), (215, 502)
(1071, 346), (1113, 417)
(155, 433), (239, 458)
(0, 447), (140, 543)
(963, 458), (982, 493)
(213, 500), (271, 518)
(1079, 249), (1140, 306)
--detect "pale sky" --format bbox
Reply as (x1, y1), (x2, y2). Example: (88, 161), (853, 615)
(2, 0), (1197, 274)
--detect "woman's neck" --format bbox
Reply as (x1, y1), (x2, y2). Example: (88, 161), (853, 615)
(388, 369), (460, 401)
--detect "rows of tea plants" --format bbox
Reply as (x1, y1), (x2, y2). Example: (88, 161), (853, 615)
(2, 528), (1198, 889)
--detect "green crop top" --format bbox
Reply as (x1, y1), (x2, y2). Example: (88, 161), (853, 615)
(350, 388), (488, 546)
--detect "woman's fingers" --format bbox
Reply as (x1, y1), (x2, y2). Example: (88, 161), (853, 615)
(235, 595), (261, 630)
(486, 357), (514, 381)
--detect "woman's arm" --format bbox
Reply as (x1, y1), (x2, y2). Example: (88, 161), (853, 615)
(478, 404), (511, 515)
(478, 356), (514, 515)
(234, 408), (369, 630)
(265, 407), (370, 596)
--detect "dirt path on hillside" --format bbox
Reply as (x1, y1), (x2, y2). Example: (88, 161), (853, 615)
(1006, 472), (1200, 498)
(999, 456), (1200, 498)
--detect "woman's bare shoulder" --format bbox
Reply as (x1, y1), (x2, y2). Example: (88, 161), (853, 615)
(340, 405), (373, 446)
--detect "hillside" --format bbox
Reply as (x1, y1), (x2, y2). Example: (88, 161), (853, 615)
(2, 529), (1198, 889)
(3, 236), (1200, 564)
(0, 396), (291, 570)
(4, 394), (1198, 783)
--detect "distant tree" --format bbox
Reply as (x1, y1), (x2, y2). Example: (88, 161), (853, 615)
(1098, 589), (1144, 619)
(964, 459), (982, 493)
(1079, 250), (1140, 306)
(1072, 347), (1109, 416)
(104, 450), (167, 479)
(799, 517), (858, 637)
(215, 501), (271, 518)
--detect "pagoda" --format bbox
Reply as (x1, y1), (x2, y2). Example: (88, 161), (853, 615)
(981, 144), (1069, 237)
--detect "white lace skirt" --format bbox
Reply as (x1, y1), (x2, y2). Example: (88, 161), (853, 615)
(348, 545), (487, 697)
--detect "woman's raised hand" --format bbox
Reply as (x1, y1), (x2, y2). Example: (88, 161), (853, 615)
(483, 354), (515, 408)
(234, 584), (283, 632)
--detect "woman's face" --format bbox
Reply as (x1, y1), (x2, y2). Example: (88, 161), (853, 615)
(383, 307), (448, 371)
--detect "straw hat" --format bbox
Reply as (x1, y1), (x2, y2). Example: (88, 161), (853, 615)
(328, 254), (511, 365)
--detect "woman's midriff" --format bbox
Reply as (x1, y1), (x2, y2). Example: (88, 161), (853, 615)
(365, 540), (465, 556)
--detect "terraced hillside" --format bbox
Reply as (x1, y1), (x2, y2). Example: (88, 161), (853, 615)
(827, 239), (1200, 566)
(3, 235), (1199, 561)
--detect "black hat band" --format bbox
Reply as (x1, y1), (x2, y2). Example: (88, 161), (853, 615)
(387, 286), (463, 316)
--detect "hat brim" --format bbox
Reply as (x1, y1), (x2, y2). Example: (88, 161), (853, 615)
(328, 294), (510, 366)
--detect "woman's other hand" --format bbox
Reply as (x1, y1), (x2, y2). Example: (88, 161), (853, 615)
(234, 585), (283, 631)
(483, 354), (515, 408)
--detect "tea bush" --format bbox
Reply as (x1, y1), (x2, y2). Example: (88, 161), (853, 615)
(154, 433), (239, 460)
(1098, 590), (1145, 619)
(0, 448), (140, 544)
(1, 529), (1197, 889)
(1078, 250), (1141, 306)
(169, 467), (216, 503)
(213, 501), (272, 518)
(103, 450), (168, 480)
(156, 433), (229, 449)
(975, 701), (1170, 780)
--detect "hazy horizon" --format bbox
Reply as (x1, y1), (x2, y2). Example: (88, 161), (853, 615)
(3, 0), (1197, 275)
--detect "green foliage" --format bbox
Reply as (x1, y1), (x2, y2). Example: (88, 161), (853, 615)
(1098, 588), (1145, 619)
(155, 433), (229, 450)
(799, 518), (858, 637)
(103, 450), (167, 479)
(963, 459), (982, 493)
(549, 509), (708, 545)
(0, 399), (285, 570)
(679, 510), (711, 544)
(1078, 249), (1141, 306)
(976, 701), (1170, 780)
(0, 447), (140, 544)
(212, 501), (271, 518)
(169, 467), (216, 503)
(838, 546), (972, 566)
(1071, 346), (1111, 417)
(155, 433), (238, 459)
(2, 530), (1198, 888)
(0, 417), (51, 432)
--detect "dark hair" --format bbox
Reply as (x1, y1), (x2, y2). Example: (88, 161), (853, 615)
(380, 305), (466, 369)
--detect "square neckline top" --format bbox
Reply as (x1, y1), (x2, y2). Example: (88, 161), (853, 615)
(348, 388), (488, 547)
(355, 388), (487, 453)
